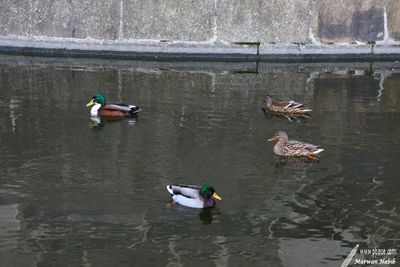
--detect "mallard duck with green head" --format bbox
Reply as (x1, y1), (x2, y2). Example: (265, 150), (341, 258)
(264, 95), (311, 114)
(267, 131), (324, 160)
(167, 184), (222, 208)
(86, 93), (141, 117)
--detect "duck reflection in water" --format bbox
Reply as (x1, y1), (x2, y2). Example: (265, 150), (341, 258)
(87, 116), (137, 131)
(167, 203), (221, 225)
(199, 208), (221, 225)
(262, 108), (310, 122)
(273, 155), (318, 170)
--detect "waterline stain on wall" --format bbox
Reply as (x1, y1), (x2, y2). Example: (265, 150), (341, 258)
(0, 0), (399, 58)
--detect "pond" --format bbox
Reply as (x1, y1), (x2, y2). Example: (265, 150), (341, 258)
(0, 56), (399, 266)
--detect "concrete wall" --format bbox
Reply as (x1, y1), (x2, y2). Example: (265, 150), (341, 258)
(0, 0), (400, 58)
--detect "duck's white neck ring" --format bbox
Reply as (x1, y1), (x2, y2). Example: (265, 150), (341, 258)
(90, 103), (102, 116)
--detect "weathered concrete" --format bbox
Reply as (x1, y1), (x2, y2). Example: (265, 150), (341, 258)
(311, 0), (385, 43)
(217, 0), (309, 43)
(0, 0), (400, 60)
(387, 0), (400, 40)
(0, 0), (30, 36)
(30, 0), (121, 40)
(123, 0), (215, 42)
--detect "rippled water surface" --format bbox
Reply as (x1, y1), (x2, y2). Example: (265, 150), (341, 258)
(0, 56), (399, 266)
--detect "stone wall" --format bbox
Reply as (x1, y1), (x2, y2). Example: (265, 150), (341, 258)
(0, 0), (399, 58)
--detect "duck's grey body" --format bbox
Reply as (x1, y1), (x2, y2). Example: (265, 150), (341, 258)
(167, 184), (220, 209)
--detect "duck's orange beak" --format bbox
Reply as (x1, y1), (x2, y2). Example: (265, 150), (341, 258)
(267, 135), (279, 142)
(86, 99), (94, 107)
(212, 192), (222, 201)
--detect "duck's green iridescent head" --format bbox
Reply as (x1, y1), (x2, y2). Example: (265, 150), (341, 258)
(86, 93), (106, 107)
(199, 184), (222, 201)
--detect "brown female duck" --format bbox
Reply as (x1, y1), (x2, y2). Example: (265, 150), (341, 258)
(267, 131), (324, 160)
(263, 95), (311, 114)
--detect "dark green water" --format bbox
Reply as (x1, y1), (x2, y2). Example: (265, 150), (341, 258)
(0, 56), (399, 266)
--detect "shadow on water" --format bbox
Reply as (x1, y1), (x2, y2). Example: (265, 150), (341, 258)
(0, 55), (399, 266)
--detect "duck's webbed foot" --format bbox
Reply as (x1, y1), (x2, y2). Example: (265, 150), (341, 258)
(166, 200), (176, 207)
(307, 154), (319, 161)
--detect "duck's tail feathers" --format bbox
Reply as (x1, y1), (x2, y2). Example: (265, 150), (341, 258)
(286, 101), (303, 108)
(129, 105), (142, 114)
(166, 185), (174, 195)
(313, 148), (325, 155)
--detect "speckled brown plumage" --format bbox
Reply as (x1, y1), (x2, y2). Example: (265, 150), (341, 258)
(264, 95), (311, 114)
(268, 131), (324, 160)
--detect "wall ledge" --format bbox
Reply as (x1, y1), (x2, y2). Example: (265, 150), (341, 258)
(1, 36), (400, 62)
